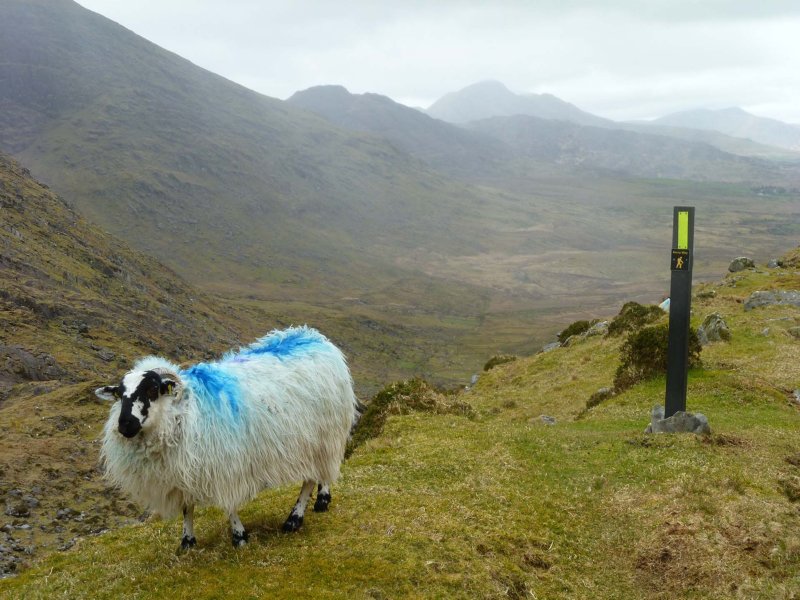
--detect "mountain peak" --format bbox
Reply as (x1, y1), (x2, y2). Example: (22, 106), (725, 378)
(288, 84), (352, 102)
(426, 81), (611, 127)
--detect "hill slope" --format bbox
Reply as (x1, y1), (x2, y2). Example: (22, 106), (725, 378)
(466, 114), (784, 181)
(2, 248), (799, 596)
(652, 107), (800, 152)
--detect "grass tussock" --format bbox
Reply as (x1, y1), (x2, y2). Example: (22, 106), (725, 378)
(346, 378), (474, 457)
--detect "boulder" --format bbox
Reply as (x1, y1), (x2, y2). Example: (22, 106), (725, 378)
(645, 406), (710, 434)
(728, 257), (755, 272)
(697, 313), (731, 345)
(541, 342), (561, 353)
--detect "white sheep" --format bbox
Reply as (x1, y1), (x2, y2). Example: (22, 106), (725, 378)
(95, 326), (358, 550)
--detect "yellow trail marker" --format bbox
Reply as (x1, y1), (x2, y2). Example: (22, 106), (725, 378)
(677, 210), (689, 250)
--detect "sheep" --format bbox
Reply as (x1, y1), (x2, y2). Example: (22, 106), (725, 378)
(95, 326), (358, 550)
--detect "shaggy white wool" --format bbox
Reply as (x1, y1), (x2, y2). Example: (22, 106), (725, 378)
(100, 327), (357, 518)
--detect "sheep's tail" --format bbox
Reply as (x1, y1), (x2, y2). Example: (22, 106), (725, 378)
(350, 399), (366, 436)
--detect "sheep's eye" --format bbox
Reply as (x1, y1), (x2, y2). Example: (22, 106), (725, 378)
(147, 386), (159, 401)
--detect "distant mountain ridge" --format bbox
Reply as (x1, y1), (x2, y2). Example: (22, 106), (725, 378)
(289, 84), (790, 183)
(650, 107), (800, 152)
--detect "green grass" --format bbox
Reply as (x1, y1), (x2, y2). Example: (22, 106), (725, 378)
(3, 252), (798, 599)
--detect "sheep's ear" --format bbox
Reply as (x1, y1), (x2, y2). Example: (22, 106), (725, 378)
(159, 378), (179, 396)
(95, 386), (120, 402)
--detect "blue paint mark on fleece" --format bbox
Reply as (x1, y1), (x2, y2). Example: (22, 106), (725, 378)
(232, 326), (329, 361)
(180, 362), (242, 422)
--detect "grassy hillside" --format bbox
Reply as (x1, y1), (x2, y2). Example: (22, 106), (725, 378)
(3, 249), (798, 597)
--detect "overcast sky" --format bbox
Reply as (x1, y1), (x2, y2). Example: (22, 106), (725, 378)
(76, 0), (800, 123)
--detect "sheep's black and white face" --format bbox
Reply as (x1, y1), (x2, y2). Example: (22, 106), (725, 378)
(96, 370), (177, 438)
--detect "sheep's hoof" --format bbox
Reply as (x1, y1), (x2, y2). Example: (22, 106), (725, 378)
(313, 493), (331, 512)
(282, 514), (303, 533)
(177, 536), (196, 554)
(232, 530), (249, 548)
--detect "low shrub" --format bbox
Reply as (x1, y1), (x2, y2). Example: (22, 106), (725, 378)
(557, 319), (597, 344)
(607, 302), (664, 337)
(483, 354), (517, 371)
(613, 324), (701, 391)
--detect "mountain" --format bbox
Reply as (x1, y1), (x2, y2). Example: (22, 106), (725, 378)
(0, 0), (501, 296)
(287, 85), (514, 177)
(650, 107), (800, 152)
(426, 80), (612, 127)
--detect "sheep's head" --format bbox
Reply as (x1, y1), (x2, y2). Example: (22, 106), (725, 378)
(96, 369), (181, 438)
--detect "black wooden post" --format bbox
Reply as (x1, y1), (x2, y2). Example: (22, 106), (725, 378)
(665, 206), (695, 418)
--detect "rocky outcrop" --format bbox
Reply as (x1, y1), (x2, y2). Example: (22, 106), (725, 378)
(744, 290), (800, 311)
(0, 345), (68, 390)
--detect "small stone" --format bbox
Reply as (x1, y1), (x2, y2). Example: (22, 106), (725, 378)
(788, 327), (800, 339)
(4, 503), (30, 518)
(541, 342), (561, 353)
(729, 257), (755, 272)
(767, 259), (779, 268)
(56, 508), (76, 520)
(762, 328), (770, 336)
(540, 415), (557, 425)
(22, 496), (39, 509)
(97, 349), (115, 362)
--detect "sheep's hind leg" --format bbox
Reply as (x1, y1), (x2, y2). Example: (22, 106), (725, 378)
(282, 479), (316, 532)
(313, 483), (332, 512)
(177, 504), (196, 553)
(229, 511), (249, 547)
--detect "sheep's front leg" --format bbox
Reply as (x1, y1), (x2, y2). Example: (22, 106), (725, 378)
(313, 483), (332, 512)
(229, 511), (249, 547)
(282, 479), (316, 532)
(178, 504), (196, 553)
